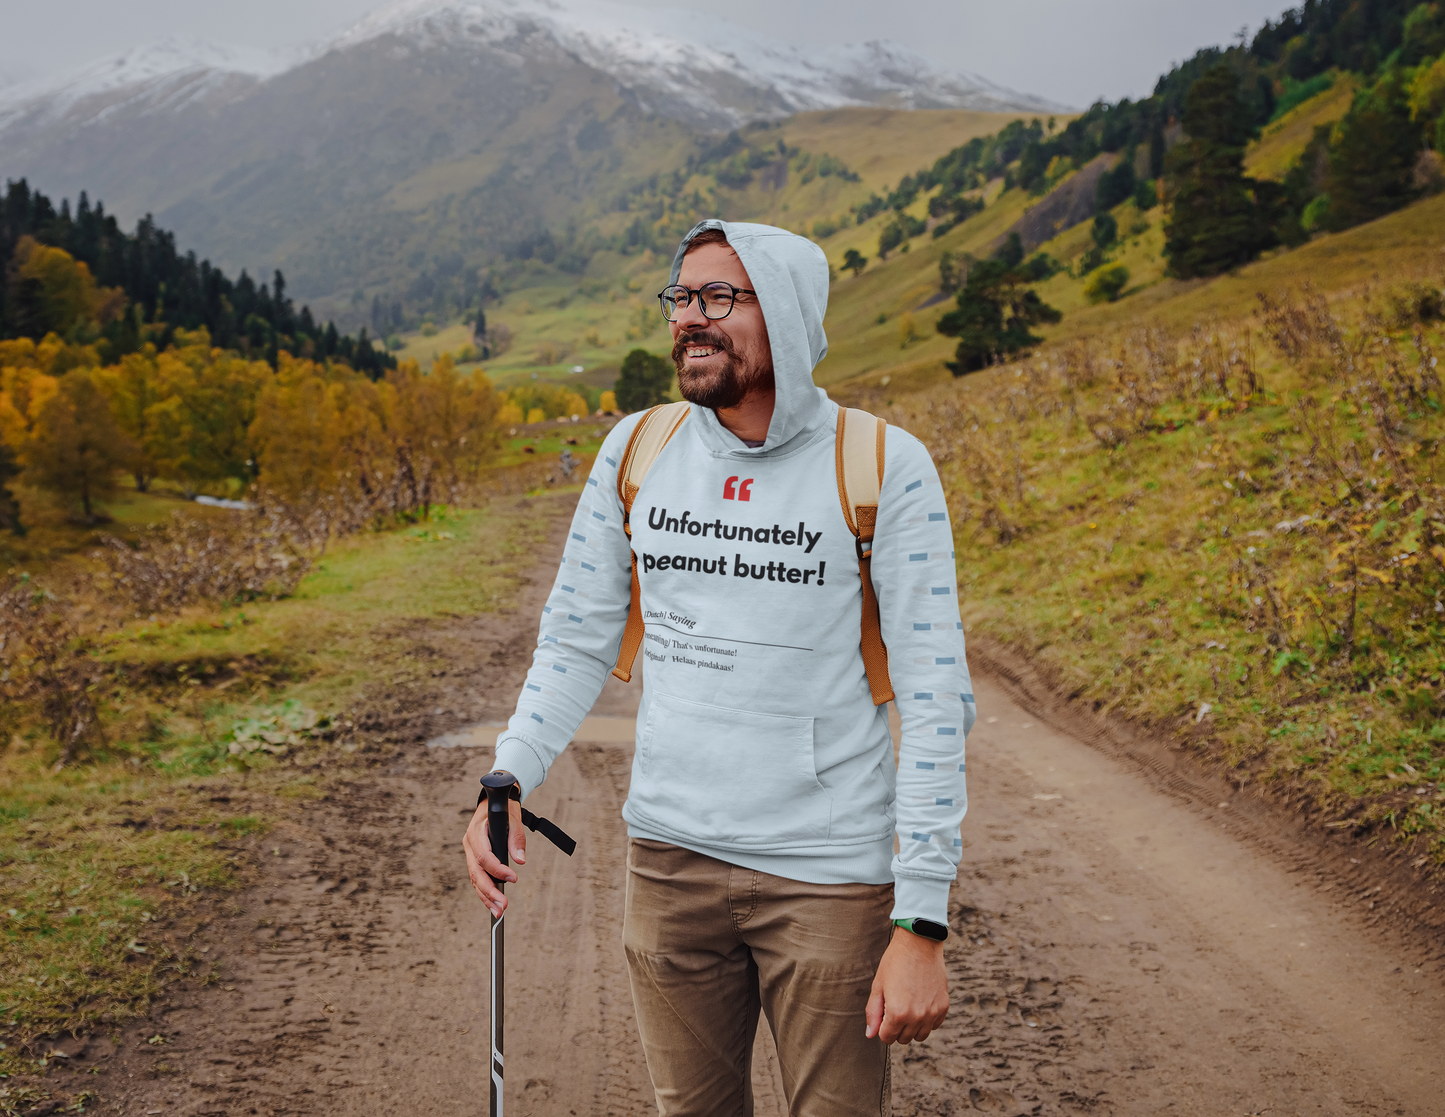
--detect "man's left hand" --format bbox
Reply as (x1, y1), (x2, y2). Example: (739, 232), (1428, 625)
(865, 927), (949, 1044)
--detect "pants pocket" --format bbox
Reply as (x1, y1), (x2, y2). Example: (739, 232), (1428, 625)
(630, 691), (831, 846)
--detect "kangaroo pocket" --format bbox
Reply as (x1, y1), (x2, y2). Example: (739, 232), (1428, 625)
(629, 691), (831, 847)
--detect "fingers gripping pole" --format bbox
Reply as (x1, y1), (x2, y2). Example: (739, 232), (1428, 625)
(481, 773), (514, 1116)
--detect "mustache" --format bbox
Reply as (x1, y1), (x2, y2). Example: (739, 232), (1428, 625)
(671, 329), (737, 369)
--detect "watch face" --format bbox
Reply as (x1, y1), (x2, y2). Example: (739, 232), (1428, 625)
(914, 919), (948, 941)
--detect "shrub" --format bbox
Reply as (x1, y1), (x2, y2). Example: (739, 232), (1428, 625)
(1084, 264), (1131, 304)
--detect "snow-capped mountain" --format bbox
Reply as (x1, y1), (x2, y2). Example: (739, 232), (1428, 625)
(0, 36), (292, 133)
(0, 0), (1063, 313)
(0, 0), (1062, 134)
(321, 0), (1063, 124)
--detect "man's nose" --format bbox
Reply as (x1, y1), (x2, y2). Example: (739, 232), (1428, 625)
(672, 293), (710, 331)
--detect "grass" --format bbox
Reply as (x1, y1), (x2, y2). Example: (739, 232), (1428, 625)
(865, 280), (1445, 871)
(1245, 72), (1357, 183)
(0, 493), (564, 1069)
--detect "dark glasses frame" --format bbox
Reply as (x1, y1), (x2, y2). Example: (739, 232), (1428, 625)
(657, 281), (758, 322)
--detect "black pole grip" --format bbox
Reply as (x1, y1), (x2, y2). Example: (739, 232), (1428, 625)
(481, 771), (516, 885)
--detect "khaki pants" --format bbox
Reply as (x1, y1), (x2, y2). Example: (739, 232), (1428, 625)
(623, 839), (893, 1117)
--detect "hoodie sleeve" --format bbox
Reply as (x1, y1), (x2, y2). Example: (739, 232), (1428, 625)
(870, 427), (975, 926)
(491, 417), (641, 799)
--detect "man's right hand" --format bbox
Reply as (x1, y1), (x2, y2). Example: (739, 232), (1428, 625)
(462, 777), (526, 917)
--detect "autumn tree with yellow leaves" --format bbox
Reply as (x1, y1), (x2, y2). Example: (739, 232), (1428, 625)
(1, 330), (505, 531)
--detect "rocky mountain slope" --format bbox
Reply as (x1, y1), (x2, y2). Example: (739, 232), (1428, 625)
(0, 0), (1061, 314)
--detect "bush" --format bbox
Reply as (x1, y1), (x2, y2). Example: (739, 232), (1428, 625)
(1133, 178), (1159, 211)
(97, 512), (313, 613)
(1084, 264), (1131, 304)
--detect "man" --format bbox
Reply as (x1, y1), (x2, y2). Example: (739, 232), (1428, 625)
(463, 220), (974, 1115)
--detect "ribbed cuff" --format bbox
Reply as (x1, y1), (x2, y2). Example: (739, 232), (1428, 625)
(888, 873), (950, 926)
(492, 734), (548, 800)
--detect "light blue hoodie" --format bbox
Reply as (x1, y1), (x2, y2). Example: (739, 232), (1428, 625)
(493, 220), (975, 924)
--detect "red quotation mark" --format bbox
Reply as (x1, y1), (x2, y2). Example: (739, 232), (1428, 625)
(723, 476), (754, 501)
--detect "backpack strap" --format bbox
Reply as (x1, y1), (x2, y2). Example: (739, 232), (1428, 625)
(836, 407), (895, 706)
(611, 400), (691, 682)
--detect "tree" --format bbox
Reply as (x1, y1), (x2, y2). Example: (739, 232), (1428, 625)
(1163, 63), (1277, 278)
(473, 307), (491, 359)
(842, 249), (868, 277)
(938, 251), (962, 294)
(96, 347), (164, 491)
(935, 258), (1062, 376)
(994, 232), (1024, 268)
(615, 349), (674, 412)
(1092, 213), (1118, 249)
(23, 367), (134, 522)
(1095, 156), (1137, 211)
(4, 237), (123, 340)
(147, 338), (269, 496)
(1328, 68), (1423, 230)
(0, 440), (23, 534)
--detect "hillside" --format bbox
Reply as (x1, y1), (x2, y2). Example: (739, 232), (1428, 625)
(0, 1), (1060, 326)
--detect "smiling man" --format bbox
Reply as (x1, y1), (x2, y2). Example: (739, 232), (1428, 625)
(464, 220), (974, 1116)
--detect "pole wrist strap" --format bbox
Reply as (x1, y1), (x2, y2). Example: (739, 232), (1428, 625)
(477, 779), (578, 856)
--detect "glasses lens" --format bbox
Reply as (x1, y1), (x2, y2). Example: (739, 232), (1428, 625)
(699, 283), (736, 319)
(659, 286), (688, 321)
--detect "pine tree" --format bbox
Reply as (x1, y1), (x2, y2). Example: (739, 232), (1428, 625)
(1163, 63), (1277, 278)
(615, 349), (674, 412)
(935, 259), (1061, 376)
(1328, 68), (1422, 230)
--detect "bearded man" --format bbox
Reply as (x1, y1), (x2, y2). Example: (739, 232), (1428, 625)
(464, 220), (974, 1116)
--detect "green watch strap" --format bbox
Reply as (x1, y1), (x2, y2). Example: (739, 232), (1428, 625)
(893, 917), (948, 941)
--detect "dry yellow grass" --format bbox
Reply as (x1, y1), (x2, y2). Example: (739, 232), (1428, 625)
(1246, 74), (1358, 183)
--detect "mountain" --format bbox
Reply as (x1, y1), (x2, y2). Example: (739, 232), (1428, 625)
(0, 0), (1061, 319)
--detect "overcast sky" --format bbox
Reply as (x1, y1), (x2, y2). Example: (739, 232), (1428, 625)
(0, 0), (1297, 107)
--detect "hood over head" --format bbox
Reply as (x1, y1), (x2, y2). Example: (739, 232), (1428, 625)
(669, 219), (831, 452)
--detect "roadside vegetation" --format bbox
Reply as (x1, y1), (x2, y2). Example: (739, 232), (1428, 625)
(0, 493), (563, 1077)
(863, 276), (1445, 871)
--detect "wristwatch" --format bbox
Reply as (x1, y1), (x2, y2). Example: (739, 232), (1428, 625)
(893, 917), (948, 941)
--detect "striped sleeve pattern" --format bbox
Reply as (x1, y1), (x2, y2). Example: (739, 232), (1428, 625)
(492, 418), (641, 798)
(871, 428), (975, 925)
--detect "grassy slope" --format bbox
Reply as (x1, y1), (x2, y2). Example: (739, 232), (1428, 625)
(395, 107), (1059, 387)
(0, 496), (560, 1064)
(1245, 73), (1358, 182)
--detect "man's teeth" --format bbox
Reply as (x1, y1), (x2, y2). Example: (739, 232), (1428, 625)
(687, 345), (719, 357)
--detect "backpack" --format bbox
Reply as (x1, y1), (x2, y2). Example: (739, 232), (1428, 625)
(609, 401), (895, 705)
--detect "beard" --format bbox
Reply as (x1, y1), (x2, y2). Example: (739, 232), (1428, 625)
(671, 328), (774, 410)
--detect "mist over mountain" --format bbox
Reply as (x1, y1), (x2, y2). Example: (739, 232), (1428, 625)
(0, 0), (1062, 318)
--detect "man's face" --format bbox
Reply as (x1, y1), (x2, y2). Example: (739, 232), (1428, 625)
(668, 241), (773, 411)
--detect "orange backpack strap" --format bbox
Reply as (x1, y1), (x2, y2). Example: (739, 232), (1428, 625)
(611, 401), (691, 682)
(836, 407), (894, 705)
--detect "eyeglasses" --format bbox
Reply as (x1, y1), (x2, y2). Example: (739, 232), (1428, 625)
(657, 282), (757, 322)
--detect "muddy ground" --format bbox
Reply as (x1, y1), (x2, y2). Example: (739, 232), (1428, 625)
(22, 501), (1445, 1116)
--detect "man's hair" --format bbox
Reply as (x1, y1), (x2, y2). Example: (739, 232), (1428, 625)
(686, 228), (730, 252)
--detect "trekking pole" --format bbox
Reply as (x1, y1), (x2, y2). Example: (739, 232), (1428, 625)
(477, 772), (578, 1116)
(481, 772), (514, 1117)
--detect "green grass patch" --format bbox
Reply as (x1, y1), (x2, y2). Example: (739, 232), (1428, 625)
(0, 494), (562, 1067)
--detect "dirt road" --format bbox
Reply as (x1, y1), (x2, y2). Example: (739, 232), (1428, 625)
(68, 515), (1444, 1116)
